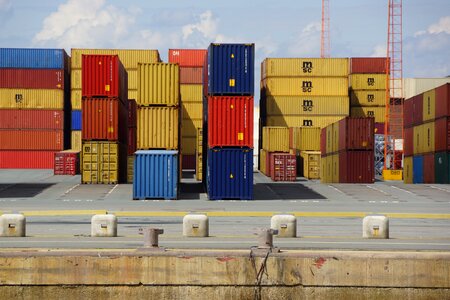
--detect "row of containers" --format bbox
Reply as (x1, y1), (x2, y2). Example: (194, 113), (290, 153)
(203, 43), (255, 200)
(403, 83), (450, 183)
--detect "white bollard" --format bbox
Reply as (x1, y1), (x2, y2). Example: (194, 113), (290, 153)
(270, 214), (297, 238)
(183, 214), (209, 237)
(91, 214), (117, 237)
(363, 215), (389, 239)
(0, 214), (26, 237)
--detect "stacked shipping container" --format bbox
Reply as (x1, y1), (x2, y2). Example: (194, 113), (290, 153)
(404, 83), (450, 184)
(289, 127), (322, 179)
(204, 44), (254, 200)
(127, 99), (137, 183)
(0, 48), (70, 169)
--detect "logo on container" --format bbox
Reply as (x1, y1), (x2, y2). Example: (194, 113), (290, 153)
(367, 111), (375, 117)
(302, 61), (313, 73)
(367, 94), (375, 103)
(367, 78), (375, 86)
(303, 120), (313, 126)
(302, 99), (314, 112)
(15, 94), (23, 103)
(302, 81), (313, 93)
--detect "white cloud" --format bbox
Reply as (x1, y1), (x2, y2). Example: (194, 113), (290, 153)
(426, 16), (450, 35)
(370, 44), (386, 57)
(0, 0), (11, 11)
(286, 22), (321, 57)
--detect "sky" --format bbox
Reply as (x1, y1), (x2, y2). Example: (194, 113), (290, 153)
(0, 0), (449, 83)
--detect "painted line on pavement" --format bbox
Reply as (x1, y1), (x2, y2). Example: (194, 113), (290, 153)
(328, 185), (345, 195)
(20, 210), (107, 216)
(390, 185), (415, 195)
(429, 185), (450, 193)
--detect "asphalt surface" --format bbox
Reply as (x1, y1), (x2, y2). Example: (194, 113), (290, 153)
(0, 169), (449, 251)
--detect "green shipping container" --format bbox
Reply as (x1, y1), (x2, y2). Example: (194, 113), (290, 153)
(435, 152), (450, 184)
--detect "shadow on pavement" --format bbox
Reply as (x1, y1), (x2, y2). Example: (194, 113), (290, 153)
(254, 182), (327, 200)
(179, 182), (204, 200)
(0, 183), (55, 198)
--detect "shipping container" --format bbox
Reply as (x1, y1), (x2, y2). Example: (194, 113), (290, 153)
(289, 127), (321, 151)
(133, 150), (179, 200)
(72, 68), (137, 90)
(168, 49), (207, 67)
(270, 153), (296, 181)
(413, 125), (423, 155)
(413, 122), (435, 154)
(300, 151), (321, 179)
(70, 130), (81, 152)
(375, 123), (385, 135)
(332, 154), (340, 183)
(206, 43), (254, 95)
(196, 127), (203, 181)
(180, 84), (203, 102)
(350, 57), (389, 74)
(404, 127), (414, 157)
(349, 74), (388, 90)
(128, 127), (137, 155)
(338, 117), (374, 151)
(262, 77), (348, 96)
(207, 148), (253, 200)
(180, 67), (203, 84)
(54, 150), (80, 175)
(404, 78), (450, 99)
(137, 63), (180, 106)
(0, 130), (64, 150)
(339, 151), (374, 183)
(0, 69), (66, 89)
(0, 89), (65, 109)
(261, 58), (348, 78)
(435, 151), (450, 184)
(0, 109), (64, 130)
(350, 106), (385, 123)
(82, 97), (127, 143)
(325, 125), (333, 154)
(320, 155), (328, 183)
(182, 154), (196, 170)
(71, 49), (160, 69)
(182, 118), (202, 137)
(422, 88), (436, 122)
(71, 110), (81, 130)
(127, 155), (134, 183)
(320, 127), (326, 155)
(259, 149), (267, 175)
(182, 137), (196, 155)
(266, 116), (345, 129)
(128, 99), (137, 128)
(435, 83), (450, 119)
(264, 95), (349, 116)
(207, 96), (253, 147)
(435, 117), (450, 152)
(403, 97), (414, 128)
(350, 90), (386, 107)
(0, 151), (56, 169)
(137, 106), (179, 150)
(423, 153), (435, 183)
(0, 48), (69, 69)
(71, 90), (82, 110)
(413, 155), (424, 184)
(262, 127), (290, 152)
(413, 94), (424, 125)
(403, 156), (413, 184)
(182, 102), (203, 120)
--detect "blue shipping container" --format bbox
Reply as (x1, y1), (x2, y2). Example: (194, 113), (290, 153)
(0, 48), (69, 69)
(207, 148), (253, 200)
(133, 150), (178, 200)
(413, 155), (424, 184)
(207, 43), (254, 95)
(71, 110), (82, 130)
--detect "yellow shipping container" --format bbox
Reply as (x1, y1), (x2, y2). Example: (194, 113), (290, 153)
(262, 127), (290, 152)
(182, 137), (196, 155)
(423, 89), (436, 122)
(128, 90), (137, 101)
(197, 128), (203, 154)
(350, 90), (386, 107)
(180, 84), (203, 102)
(290, 127), (321, 151)
(259, 149), (267, 175)
(137, 106), (179, 150)
(349, 74), (388, 90)
(0, 89), (65, 109)
(127, 156), (134, 184)
(71, 69), (138, 90)
(413, 125), (423, 155)
(182, 118), (202, 137)
(261, 58), (349, 78)
(320, 155), (327, 182)
(350, 107), (386, 123)
(71, 130), (82, 152)
(300, 151), (321, 179)
(264, 95), (349, 115)
(403, 156), (413, 184)
(266, 116), (345, 129)
(81, 142), (121, 184)
(138, 63), (180, 106)
(71, 49), (160, 69)
(332, 154), (339, 183)
(196, 128), (203, 181)
(182, 102), (203, 120)
(262, 77), (349, 96)
(414, 122), (435, 154)
(71, 89), (138, 109)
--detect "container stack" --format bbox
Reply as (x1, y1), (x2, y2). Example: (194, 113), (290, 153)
(127, 99), (137, 183)
(204, 43), (254, 200)
(289, 127), (321, 179)
(0, 48), (70, 169)
(81, 55), (128, 184)
(403, 83), (450, 184)
(320, 117), (375, 183)
(168, 49), (206, 173)
(133, 63), (180, 199)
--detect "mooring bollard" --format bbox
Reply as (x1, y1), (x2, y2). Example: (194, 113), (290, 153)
(141, 227), (164, 248)
(91, 214), (117, 237)
(183, 214), (209, 237)
(0, 214), (26, 237)
(363, 215), (389, 239)
(258, 228), (279, 249)
(270, 214), (297, 238)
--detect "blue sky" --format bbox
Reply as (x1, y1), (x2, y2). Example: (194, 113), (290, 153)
(1, 0), (449, 79)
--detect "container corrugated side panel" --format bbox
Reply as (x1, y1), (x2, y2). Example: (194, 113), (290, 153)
(0, 69), (66, 89)
(138, 63), (180, 106)
(181, 137), (196, 155)
(423, 153), (435, 183)
(133, 150), (178, 199)
(422, 89), (436, 122)
(0, 89), (65, 109)
(403, 78), (450, 99)
(207, 148), (253, 200)
(339, 117), (374, 151)
(413, 125), (423, 155)
(262, 127), (290, 152)
(404, 98), (414, 128)
(266, 116), (345, 129)
(208, 43), (254, 95)
(71, 110), (82, 130)
(208, 96), (253, 147)
(259, 149), (267, 175)
(182, 102), (203, 120)
(413, 155), (424, 184)
(127, 156), (134, 183)
(350, 90), (386, 107)
(180, 84), (203, 102)
(404, 127), (414, 157)
(262, 58), (349, 78)
(320, 128), (326, 155)
(349, 74), (388, 90)
(71, 131), (82, 152)
(403, 156), (413, 184)
(332, 122), (339, 153)
(350, 57), (389, 74)
(339, 151), (374, 183)
(0, 151), (56, 169)
(435, 83), (450, 119)
(137, 107), (179, 150)
(0, 130), (64, 150)
(71, 49), (160, 69)
(182, 154), (196, 170)
(423, 122), (435, 153)
(332, 154), (339, 183)
(435, 152), (450, 184)
(128, 127), (137, 155)
(0, 48), (68, 69)
(262, 77), (348, 96)
(297, 127), (321, 151)
(350, 107), (385, 123)
(434, 117), (450, 152)
(180, 67), (203, 84)
(72, 68), (137, 90)
(265, 95), (349, 115)
(71, 90), (82, 110)
(412, 94), (424, 126)
(182, 118), (202, 137)
(0, 110), (64, 130)
(325, 125), (333, 154)
(168, 49), (207, 67)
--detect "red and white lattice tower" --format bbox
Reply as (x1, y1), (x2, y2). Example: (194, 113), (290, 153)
(321, 0), (330, 58)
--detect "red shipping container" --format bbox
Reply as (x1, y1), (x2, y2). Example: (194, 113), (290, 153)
(207, 96), (253, 147)
(168, 49), (206, 67)
(338, 117), (374, 151)
(350, 57), (389, 74)
(0, 151), (56, 169)
(54, 151), (80, 175)
(423, 153), (435, 183)
(435, 83), (450, 119)
(128, 99), (137, 128)
(374, 123), (385, 135)
(182, 154), (196, 170)
(339, 151), (374, 183)
(82, 97), (127, 143)
(435, 117), (450, 152)
(404, 97), (414, 128)
(180, 67), (203, 84)
(320, 127), (327, 156)
(404, 127), (414, 156)
(128, 127), (137, 155)
(82, 55), (128, 101)
(0, 130), (63, 150)
(270, 153), (296, 181)
(412, 94), (423, 126)
(0, 109), (64, 130)
(0, 69), (66, 89)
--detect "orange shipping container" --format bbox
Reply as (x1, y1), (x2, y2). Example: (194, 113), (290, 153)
(0, 130), (64, 150)
(180, 67), (203, 84)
